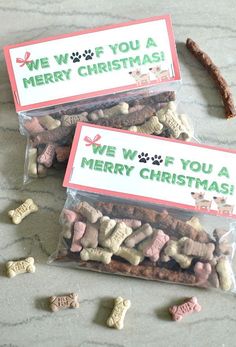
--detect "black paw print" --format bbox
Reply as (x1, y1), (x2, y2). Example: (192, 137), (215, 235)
(151, 155), (163, 165)
(83, 49), (94, 60)
(138, 152), (150, 163)
(70, 52), (81, 63)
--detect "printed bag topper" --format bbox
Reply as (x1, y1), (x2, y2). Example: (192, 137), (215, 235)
(64, 123), (236, 219)
(4, 15), (180, 112)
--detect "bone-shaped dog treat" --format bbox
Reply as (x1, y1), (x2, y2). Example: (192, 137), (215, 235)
(99, 216), (116, 244)
(28, 148), (38, 177)
(55, 146), (71, 162)
(169, 297), (201, 321)
(107, 296), (131, 330)
(103, 102), (129, 117)
(8, 199), (38, 224)
(124, 223), (153, 248)
(186, 216), (204, 232)
(164, 238), (193, 269)
(31, 126), (73, 146)
(77, 201), (102, 223)
(178, 114), (193, 141)
(128, 104), (145, 113)
(115, 246), (144, 265)
(213, 228), (232, 256)
(61, 112), (88, 126)
(128, 116), (163, 134)
(143, 229), (169, 262)
(182, 238), (215, 260)
(95, 105), (155, 128)
(102, 222), (132, 253)
(37, 163), (47, 177)
(157, 102), (190, 139)
(80, 222), (99, 248)
(49, 293), (79, 312)
(61, 209), (79, 239)
(37, 143), (55, 168)
(216, 257), (233, 291)
(80, 247), (113, 264)
(6, 257), (35, 278)
(39, 115), (61, 130)
(24, 117), (44, 134)
(70, 221), (86, 252)
(87, 109), (104, 121)
(194, 262), (212, 283)
(114, 218), (142, 229)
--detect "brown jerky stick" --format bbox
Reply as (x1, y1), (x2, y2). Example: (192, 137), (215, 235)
(94, 105), (155, 128)
(186, 38), (236, 119)
(31, 126), (73, 146)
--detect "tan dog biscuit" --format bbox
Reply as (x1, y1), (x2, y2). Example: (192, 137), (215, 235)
(124, 223), (153, 248)
(80, 222), (99, 248)
(61, 112), (88, 126)
(115, 246), (144, 265)
(107, 296), (131, 330)
(39, 115), (61, 130)
(8, 199), (38, 224)
(99, 216), (116, 245)
(182, 238), (215, 261)
(49, 293), (79, 312)
(128, 116), (163, 134)
(28, 148), (38, 177)
(6, 257), (35, 278)
(102, 222), (132, 253)
(164, 238), (193, 268)
(114, 218), (142, 229)
(216, 257), (233, 291)
(80, 247), (113, 264)
(77, 201), (102, 223)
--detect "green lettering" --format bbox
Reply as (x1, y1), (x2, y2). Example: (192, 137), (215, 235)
(62, 69), (71, 80)
(195, 178), (208, 190)
(40, 57), (50, 68)
(109, 44), (118, 54)
(92, 145), (107, 155)
(161, 172), (171, 183)
(44, 73), (54, 84)
(78, 66), (87, 77)
(146, 37), (157, 48)
(98, 63), (108, 73)
(23, 77), (35, 88)
(106, 146), (116, 157)
(220, 183), (230, 195)
(124, 165), (134, 176)
(142, 54), (152, 65)
(150, 170), (161, 181)
(81, 157), (94, 169)
(114, 164), (124, 175)
(54, 54), (69, 65)
(140, 168), (149, 179)
(103, 162), (114, 173)
(26, 60), (40, 71)
(180, 159), (190, 170)
(35, 75), (44, 86)
(151, 52), (161, 63)
(122, 149), (137, 160)
(165, 156), (175, 167)
(218, 166), (230, 178)
(94, 160), (103, 171)
(208, 181), (219, 193)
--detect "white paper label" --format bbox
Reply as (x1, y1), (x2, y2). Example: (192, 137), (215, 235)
(4, 16), (180, 111)
(64, 123), (236, 218)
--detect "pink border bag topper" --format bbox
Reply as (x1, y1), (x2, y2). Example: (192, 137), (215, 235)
(64, 122), (236, 219)
(4, 15), (181, 112)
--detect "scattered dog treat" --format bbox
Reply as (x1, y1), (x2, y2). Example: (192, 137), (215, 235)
(6, 257), (35, 278)
(49, 293), (79, 312)
(169, 297), (201, 321)
(186, 38), (236, 119)
(107, 296), (131, 329)
(8, 199), (38, 224)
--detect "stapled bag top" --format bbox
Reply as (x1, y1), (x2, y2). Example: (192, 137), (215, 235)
(4, 15), (181, 112)
(64, 123), (236, 219)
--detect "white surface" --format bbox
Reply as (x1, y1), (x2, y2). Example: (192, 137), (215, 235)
(0, 1), (236, 346)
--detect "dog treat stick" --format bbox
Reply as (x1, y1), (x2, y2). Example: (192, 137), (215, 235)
(94, 105), (155, 128)
(31, 126), (73, 146)
(186, 38), (236, 119)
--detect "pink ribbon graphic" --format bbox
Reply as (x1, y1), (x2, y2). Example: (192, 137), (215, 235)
(84, 134), (101, 146)
(16, 51), (32, 67)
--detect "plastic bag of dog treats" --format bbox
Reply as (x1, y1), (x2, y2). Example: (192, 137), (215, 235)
(4, 15), (194, 183)
(49, 122), (236, 292)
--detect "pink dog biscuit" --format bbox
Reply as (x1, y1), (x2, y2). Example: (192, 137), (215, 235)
(70, 221), (86, 252)
(55, 146), (71, 162)
(169, 297), (201, 321)
(37, 143), (55, 168)
(194, 262), (212, 283)
(114, 218), (142, 229)
(143, 229), (169, 262)
(124, 223), (153, 248)
(24, 117), (44, 134)
(61, 208), (78, 239)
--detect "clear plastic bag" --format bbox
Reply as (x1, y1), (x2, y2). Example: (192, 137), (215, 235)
(18, 85), (195, 183)
(49, 189), (236, 293)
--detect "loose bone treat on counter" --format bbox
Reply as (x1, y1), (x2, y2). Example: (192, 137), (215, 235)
(53, 197), (236, 292)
